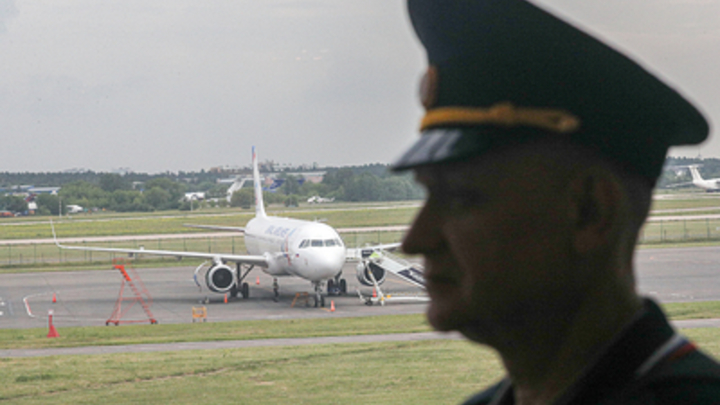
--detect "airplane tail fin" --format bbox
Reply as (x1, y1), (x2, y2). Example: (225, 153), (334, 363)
(252, 147), (267, 218)
(688, 165), (704, 183)
(226, 176), (244, 203)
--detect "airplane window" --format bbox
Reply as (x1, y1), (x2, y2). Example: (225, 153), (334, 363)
(299, 240), (309, 248)
(311, 240), (323, 247)
(324, 239), (336, 247)
(336, 239), (344, 247)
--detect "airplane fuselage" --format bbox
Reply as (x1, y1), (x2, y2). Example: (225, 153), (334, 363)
(244, 215), (346, 281)
(688, 165), (720, 191)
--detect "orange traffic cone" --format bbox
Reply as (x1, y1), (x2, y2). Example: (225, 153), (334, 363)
(224, 294), (228, 304)
(372, 288), (377, 298)
(330, 300), (335, 312)
(52, 293), (56, 304)
(256, 276), (260, 285)
(47, 310), (59, 338)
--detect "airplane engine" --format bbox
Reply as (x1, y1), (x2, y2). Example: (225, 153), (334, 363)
(206, 264), (236, 293)
(356, 261), (386, 286)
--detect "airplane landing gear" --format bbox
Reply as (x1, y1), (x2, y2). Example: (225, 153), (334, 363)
(339, 278), (347, 294)
(236, 263), (254, 300)
(273, 278), (279, 302)
(327, 275), (347, 296)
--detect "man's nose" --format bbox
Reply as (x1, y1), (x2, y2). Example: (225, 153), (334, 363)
(402, 202), (441, 255)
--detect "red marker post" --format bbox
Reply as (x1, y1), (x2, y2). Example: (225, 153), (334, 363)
(47, 309), (59, 338)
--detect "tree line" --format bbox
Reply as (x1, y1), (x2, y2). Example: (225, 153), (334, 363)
(0, 165), (424, 214)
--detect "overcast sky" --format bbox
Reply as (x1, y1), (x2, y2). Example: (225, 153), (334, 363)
(1, 0), (718, 173)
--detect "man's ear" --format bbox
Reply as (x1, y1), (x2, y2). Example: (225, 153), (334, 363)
(568, 169), (623, 254)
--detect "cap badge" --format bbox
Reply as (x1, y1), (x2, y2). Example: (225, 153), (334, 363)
(420, 102), (581, 134)
(419, 66), (439, 110)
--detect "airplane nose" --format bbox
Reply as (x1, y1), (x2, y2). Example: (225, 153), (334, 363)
(312, 248), (346, 278)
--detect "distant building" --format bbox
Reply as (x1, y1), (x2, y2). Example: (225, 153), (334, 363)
(183, 192), (206, 201)
(27, 187), (60, 195)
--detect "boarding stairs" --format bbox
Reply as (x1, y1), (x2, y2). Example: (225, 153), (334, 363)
(357, 249), (428, 306)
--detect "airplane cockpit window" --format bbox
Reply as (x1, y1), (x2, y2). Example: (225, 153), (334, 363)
(336, 239), (344, 247)
(324, 239), (336, 247)
(299, 240), (309, 248)
(311, 240), (324, 247)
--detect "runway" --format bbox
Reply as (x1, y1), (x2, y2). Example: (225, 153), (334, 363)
(2, 245), (720, 330)
(0, 261), (426, 330)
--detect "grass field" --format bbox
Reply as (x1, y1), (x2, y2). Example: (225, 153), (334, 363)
(1, 301), (717, 352)
(0, 204), (419, 240)
(0, 203), (418, 271)
(639, 218), (720, 244)
(0, 339), (502, 404)
(4, 196), (720, 403)
(2, 311), (720, 404)
(5, 194), (720, 272)
(5, 332), (720, 405)
(0, 314), (431, 350)
(650, 192), (720, 211)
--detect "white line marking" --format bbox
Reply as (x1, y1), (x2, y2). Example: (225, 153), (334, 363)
(23, 292), (53, 318)
(23, 296), (34, 318)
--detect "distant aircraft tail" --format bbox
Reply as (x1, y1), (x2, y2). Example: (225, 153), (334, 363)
(252, 147), (267, 218)
(226, 176), (245, 203)
(688, 165), (704, 183)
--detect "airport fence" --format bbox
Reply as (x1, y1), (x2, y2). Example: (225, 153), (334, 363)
(0, 231), (406, 269)
(5, 219), (720, 269)
(639, 218), (720, 244)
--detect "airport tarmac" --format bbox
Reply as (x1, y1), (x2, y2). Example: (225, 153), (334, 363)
(2, 245), (720, 330)
(0, 261), (427, 330)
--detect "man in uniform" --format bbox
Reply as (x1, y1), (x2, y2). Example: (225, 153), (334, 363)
(393, 0), (720, 404)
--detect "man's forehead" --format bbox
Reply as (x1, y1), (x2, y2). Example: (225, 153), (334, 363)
(412, 143), (573, 190)
(412, 154), (504, 190)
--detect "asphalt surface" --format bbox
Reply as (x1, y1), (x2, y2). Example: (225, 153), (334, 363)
(0, 332), (464, 358)
(3, 245), (720, 357)
(0, 261), (427, 330)
(2, 245), (720, 329)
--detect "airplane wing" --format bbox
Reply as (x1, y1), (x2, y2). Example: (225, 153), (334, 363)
(345, 242), (402, 261)
(664, 182), (694, 188)
(51, 222), (267, 266)
(183, 224), (245, 232)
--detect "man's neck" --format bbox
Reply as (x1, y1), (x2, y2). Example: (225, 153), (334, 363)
(484, 282), (642, 405)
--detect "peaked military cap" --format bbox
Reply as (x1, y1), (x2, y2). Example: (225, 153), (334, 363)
(392, 0), (709, 183)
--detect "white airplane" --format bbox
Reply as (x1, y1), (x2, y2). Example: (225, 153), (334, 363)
(686, 165), (720, 191)
(66, 204), (84, 214)
(52, 148), (395, 307)
(307, 195), (335, 204)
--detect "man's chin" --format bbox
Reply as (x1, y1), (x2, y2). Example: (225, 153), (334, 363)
(425, 301), (463, 332)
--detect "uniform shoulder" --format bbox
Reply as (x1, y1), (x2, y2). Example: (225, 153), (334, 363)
(625, 350), (720, 404)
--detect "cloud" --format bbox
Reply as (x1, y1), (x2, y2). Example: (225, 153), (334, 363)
(0, 0), (17, 34)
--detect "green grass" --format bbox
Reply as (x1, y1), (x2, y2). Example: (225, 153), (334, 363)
(0, 204), (419, 240)
(0, 202), (417, 272)
(0, 230), (408, 273)
(3, 328), (720, 404)
(2, 301), (720, 352)
(0, 314), (431, 350)
(662, 301), (720, 320)
(1, 302), (720, 404)
(639, 217), (720, 244)
(0, 339), (502, 404)
(650, 195), (720, 211)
